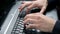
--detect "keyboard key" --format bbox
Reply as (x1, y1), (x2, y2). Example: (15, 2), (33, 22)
(20, 27), (24, 30)
(17, 26), (21, 29)
(21, 25), (24, 27)
(15, 22), (19, 25)
(13, 28), (16, 31)
(20, 20), (23, 22)
(16, 21), (19, 23)
(12, 31), (15, 33)
(15, 30), (19, 34)
(19, 21), (22, 23)
(17, 24), (22, 26)
(19, 30), (23, 32)
(16, 28), (20, 31)
(20, 18), (23, 19)
(36, 30), (40, 32)
(19, 22), (24, 25)
(19, 33), (23, 34)
(32, 29), (36, 31)
(14, 26), (17, 29)
(17, 24), (24, 28)
(17, 18), (20, 21)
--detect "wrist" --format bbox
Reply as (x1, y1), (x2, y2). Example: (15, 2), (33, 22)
(50, 19), (57, 32)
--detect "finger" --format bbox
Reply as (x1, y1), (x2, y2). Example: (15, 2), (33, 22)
(21, 1), (25, 4)
(26, 4), (36, 14)
(24, 14), (40, 20)
(33, 0), (36, 1)
(19, 4), (28, 12)
(26, 24), (37, 29)
(19, 2), (32, 12)
(40, 6), (47, 14)
(23, 18), (38, 25)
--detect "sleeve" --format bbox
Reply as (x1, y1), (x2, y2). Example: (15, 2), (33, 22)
(52, 20), (60, 34)
(45, 0), (57, 11)
(48, 0), (57, 5)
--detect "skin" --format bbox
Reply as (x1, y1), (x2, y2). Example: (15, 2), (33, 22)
(24, 13), (56, 32)
(19, 0), (48, 14)
(19, 0), (56, 32)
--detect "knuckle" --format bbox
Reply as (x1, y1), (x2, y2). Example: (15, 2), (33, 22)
(25, 15), (29, 18)
(27, 7), (31, 10)
(26, 14), (31, 17)
(30, 25), (32, 27)
(26, 18), (30, 21)
(26, 14), (29, 17)
(30, 25), (33, 28)
(24, 14), (31, 20)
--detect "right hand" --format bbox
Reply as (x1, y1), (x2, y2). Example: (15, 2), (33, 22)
(23, 13), (56, 32)
(19, 0), (48, 14)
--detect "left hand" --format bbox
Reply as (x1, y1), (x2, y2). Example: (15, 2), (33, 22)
(23, 13), (56, 32)
(19, 0), (48, 14)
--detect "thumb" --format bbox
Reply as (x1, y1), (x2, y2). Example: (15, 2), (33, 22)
(40, 6), (47, 14)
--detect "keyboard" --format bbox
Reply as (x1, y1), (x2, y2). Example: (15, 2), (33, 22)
(11, 11), (25, 34)
(11, 9), (42, 34)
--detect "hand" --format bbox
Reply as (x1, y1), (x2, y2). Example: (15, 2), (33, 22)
(23, 13), (56, 32)
(19, 0), (48, 14)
